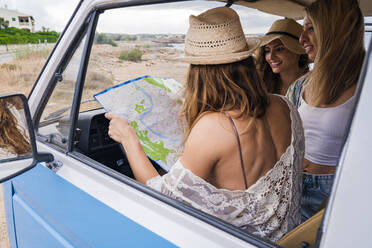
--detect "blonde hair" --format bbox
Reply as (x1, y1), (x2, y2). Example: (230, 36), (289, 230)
(305, 0), (365, 106)
(181, 57), (269, 141)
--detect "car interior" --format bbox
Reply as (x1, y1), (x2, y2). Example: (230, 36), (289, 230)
(33, 0), (372, 247)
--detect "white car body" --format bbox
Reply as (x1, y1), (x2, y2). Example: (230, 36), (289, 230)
(1, 0), (372, 247)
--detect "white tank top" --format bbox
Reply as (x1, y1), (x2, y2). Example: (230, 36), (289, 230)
(298, 94), (355, 166)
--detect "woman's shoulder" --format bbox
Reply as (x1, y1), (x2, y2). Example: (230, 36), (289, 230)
(268, 94), (292, 114)
(191, 112), (238, 141)
(266, 94), (300, 134)
(194, 112), (225, 123)
(193, 112), (235, 129)
(188, 112), (232, 137)
(186, 112), (246, 154)
(182, 112), (238, 179)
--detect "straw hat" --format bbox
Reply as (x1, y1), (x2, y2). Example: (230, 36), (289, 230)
(181, 7), (260, 65)
(260, 19), (305, 54)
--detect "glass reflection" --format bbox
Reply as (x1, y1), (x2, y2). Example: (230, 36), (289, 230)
(0, 96), (31, 161)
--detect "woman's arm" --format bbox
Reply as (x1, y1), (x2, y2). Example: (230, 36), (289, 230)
(105, 112), (228, 184)
(105, 112), (158, 184)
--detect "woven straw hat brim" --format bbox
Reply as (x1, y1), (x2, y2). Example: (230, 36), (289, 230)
(260, 34), (305, 54)
(181, 37), (260, 65)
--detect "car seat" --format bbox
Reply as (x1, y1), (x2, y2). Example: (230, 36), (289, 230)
(277, 209), (324, 248)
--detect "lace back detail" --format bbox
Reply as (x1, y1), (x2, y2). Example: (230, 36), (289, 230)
(147, 96), (304, 242)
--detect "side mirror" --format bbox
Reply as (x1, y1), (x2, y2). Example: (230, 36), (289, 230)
(0, 94), (53, 183)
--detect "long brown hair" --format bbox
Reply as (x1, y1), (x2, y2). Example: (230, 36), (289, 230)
(0, 98), (31, 156)
(305, 0), (365, 106)
(256, 46), (309, 94)
(181, 56), (269, 141)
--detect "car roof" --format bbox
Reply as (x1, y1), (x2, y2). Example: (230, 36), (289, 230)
(221, 0), (372, 19)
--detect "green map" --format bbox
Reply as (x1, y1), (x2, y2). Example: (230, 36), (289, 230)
(94, 75), (183, 171)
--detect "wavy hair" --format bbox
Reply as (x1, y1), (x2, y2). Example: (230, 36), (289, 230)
(181, 57), (269, 142)
(0, 98), (31, 156)
(256, 46), (309, 94)
(305, 0), (365, 106)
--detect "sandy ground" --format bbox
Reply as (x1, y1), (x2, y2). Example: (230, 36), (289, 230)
(0, 185), (10, 248)
(0, 40), (188, 246)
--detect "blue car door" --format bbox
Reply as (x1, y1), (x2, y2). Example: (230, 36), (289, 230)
(3, 164), (175, 248)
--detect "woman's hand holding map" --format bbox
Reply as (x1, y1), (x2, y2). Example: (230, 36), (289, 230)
(105, 112), (159, 184)
(105, 112), (137, 147)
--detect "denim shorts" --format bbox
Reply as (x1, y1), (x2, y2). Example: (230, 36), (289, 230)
(301, 173), (334, 222)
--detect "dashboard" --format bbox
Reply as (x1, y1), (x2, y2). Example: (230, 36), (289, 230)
(74, 109), (164, 178)
(74, 109), (134, 177)
(76, 109), (116, 154)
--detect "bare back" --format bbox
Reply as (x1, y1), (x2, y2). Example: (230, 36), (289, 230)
(181, 94), (292, 191)
(209, 94), (292, 190)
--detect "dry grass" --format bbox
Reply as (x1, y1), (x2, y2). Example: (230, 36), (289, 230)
(0, 41), (186, 98)
(0, 49), (50, 96)
(0, 42), (188, 246)
(0, 41), (188, 125)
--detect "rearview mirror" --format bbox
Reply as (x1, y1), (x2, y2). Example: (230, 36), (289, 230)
(0, 94), (53, 183)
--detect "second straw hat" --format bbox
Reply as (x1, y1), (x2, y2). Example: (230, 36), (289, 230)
(182, 7), (260, 65)
(260, 19), (305, 54)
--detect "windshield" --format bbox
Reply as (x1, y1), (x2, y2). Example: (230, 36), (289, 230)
(79, 2), (282, 114)
(39, 11), (372, 123)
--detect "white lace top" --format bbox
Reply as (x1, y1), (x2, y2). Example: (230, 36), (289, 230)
(147, 97), (304, 242)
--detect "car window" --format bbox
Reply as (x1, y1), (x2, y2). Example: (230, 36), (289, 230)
(75, 2), (280, 161)
(79, 2), (280, 113)
(80, 3), (199, 113)
(80, 6), (190, 113)
(37, 33), (88, 149)
(71, 1), (282, 243)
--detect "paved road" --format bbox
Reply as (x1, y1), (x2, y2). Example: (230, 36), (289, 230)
(0, 53), (16, 64)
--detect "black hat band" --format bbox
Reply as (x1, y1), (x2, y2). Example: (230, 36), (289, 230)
(265, 31), (299, 41)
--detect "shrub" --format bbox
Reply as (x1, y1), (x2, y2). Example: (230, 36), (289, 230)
(0, 63), (20, 71)
(119, 48), (142, 62)
(0, 27), (59, 44)
(0, 17), (9, 29)
(95, 33), (117, 47)
(108, 39), (117, 47)
(115, 34), (137, 41)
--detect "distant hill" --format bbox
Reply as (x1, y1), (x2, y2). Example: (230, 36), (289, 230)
(101, 33), (185, 41)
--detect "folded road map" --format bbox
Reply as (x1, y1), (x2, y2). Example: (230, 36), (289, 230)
(94, 75), (184, 171)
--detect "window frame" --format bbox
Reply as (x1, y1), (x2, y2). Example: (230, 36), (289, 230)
(28, 0), (85, 101)
(34, 15), (91, 154)
(31, 1), (281, 246)
(67, 10), (101, 152)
